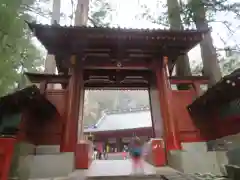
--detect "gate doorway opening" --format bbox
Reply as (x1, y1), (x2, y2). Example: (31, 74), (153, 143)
(81, 88), (164, 160)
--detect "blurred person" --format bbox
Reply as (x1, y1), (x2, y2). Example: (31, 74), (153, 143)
(105, 144), (110, 159)
(122, 145), (129, 159)
(93, 147), (98, 160)
(129, 136), (144, 174)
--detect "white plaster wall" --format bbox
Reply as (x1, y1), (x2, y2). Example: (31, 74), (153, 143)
(29, 152), (74, 178)
(149, 86), (163, 138)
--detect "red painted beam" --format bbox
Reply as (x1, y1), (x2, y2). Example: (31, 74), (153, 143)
(170, 78), (209, 85)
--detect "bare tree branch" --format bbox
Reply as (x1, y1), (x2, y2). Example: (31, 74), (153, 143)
(88, 17), (98, 27)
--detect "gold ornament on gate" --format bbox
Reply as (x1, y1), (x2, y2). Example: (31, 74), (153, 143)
(70, 55), (76, 65)
(117, 62), (122, 67)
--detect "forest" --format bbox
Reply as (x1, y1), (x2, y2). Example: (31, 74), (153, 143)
(0, 0), (240, 126)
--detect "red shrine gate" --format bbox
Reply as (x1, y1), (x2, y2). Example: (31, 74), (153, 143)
(1, 21), (239, 179)
(24, 22), (212, 168)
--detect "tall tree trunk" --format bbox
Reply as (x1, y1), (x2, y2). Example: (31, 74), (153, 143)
(167, 0), (192, 90)
(75, 0), (90, 140)
(167, 0), (192, 78)
(188, 0), (222, 86)
(45, 0), (61, 76)
(75, 0), (89, 26)
(51, 0), (61, 25)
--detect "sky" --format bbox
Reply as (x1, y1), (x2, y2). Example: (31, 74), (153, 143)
(34, 0), (240, 66)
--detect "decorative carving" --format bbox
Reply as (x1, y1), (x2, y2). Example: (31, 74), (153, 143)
(83, 70), (150, 88)
(116, 62), (122, 68)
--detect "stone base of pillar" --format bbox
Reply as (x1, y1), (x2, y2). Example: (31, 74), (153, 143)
(11, 143), (74, 179)
(29, 152), (74, 178)
(167, 142), (228, 176)
(75, 141), (93, 169)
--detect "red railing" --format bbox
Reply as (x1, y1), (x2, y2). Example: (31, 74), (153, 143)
(169, 77), (210, 143)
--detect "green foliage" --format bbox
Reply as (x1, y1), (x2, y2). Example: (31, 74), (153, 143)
(137, 2), (169, 28)
(191, 60), (203, 75)
(0, 0), (44, 95)
(219, 53), (240, 76)
(192, 53), (240, 76)
(182, 0), (240, 26)
(88, 0), (113, 27)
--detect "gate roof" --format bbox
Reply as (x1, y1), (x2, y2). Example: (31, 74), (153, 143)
(0, 85), (57, 118)
(188, 69), (240, 116)
(27, 22), (208, 73)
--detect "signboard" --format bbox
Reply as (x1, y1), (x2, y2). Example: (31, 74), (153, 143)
(108, 138), (116, 143)
(122, 137), (131, 143)
(139, 136), (148, 141)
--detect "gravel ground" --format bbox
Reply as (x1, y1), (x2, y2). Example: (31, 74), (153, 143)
(188, 173), (230, 180)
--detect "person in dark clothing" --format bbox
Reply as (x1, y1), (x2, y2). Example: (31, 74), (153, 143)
(98, 151), (102, 160)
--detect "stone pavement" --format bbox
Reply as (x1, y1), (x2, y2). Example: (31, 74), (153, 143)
(87, 160), (156, 177)
(104, 153), (128, 160)
(30, 160), (229, 180)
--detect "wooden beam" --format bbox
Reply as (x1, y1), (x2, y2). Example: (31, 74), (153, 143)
(84, 82), (149, 88)
(25, 72), (70, 84)
(83, 69), (151, 88)
(83, 69), (151, 79)
(169, 76), (209, 84)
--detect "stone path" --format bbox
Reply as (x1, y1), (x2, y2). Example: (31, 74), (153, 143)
(87, 160), (156, 177)
(30, 160), (230, 180)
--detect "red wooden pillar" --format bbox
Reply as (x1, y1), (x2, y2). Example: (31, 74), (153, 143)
(0, 138), (16, 180)
(61, 55), (84, 152)
(155, 57), (181, 151)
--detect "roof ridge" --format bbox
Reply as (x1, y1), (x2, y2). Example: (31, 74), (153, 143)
(26, 21), (210, 33)
(105, 106), (150, 115)
(94, 112), (107, 127)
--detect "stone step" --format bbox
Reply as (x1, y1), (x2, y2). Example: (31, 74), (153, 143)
(29, 152), (74, 179)
(87, 174), (161, 180)
(86, 173), (202, 180)
(35, 145), (60, 154)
